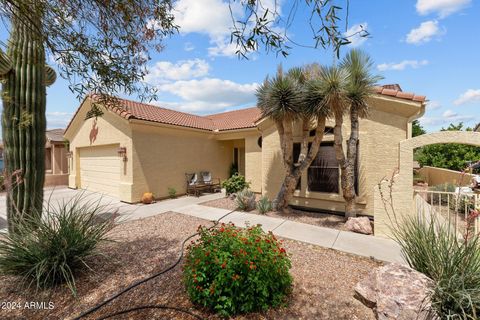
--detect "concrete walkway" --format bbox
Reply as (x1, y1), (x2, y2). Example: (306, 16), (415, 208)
(0, 187), (404, 264)
(174, 204), (405, 264)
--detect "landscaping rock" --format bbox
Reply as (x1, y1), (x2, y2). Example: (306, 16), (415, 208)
(229, 193), (236, 200)
(354, 263), (435, 320)
(345, 217), (373, 235)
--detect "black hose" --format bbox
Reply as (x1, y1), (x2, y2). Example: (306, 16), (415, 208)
(74, 208), (237, 320)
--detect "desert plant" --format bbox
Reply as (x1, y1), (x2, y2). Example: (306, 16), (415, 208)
(222, 174), (250, 195)
(167, 187), (177, 199)
(393, 214), (480, 319)
(256, 196), (272, 214)
(184, 223), (292, 317)
(0, 193), (116, 295)
(235, 189), (256, 211)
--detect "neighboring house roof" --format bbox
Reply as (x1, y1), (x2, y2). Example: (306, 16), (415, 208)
(46, 128), (65, 143)
(474, 123), (480, 132)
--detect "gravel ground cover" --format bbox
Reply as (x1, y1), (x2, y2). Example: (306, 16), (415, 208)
(0, 212), (380, 319)
(201, 196), (348, 231)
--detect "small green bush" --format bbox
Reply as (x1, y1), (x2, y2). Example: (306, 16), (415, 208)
(256, 196), (272, 214)
(222, 174), (250, 195)
(184, 223), (292, 317)
(0, 194), (116, 295)
(393, 214), (480, 319)
(236, 189), (256, 211)
(167, 187), (177, 198)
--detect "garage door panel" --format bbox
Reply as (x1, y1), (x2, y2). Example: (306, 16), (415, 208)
(79, 145), (120, 197)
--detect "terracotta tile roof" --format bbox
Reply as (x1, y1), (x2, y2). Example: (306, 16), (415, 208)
(46, 128), (65, 142)
(65, 96), (261, 133)
(114, 98), (216, 131)
(374, 84), (426, 102)
(206, 107), (262, 131)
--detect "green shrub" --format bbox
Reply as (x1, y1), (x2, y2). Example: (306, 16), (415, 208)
(222, 174), (250, 195)
(184, 223), (292, 317)
(235, 189), (256, 211)
(0, 194), (116, 295)
(393, 214), (480, 319)
(229, 163), (239, 177)
(256, 196), (272, 214)
(167, 187), (177, 199)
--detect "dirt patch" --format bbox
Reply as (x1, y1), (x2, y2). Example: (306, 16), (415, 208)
(0, 212), (380, 320)
(201, 196), (348, 231)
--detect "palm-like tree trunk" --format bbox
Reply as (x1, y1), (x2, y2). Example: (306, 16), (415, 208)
(274, 118), (326, 212)
(333, 111), (357, 217)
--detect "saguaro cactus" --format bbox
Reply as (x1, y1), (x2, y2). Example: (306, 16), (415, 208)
(0, 8), (56, 232)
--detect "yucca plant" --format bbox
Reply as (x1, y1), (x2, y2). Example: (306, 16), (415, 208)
(394, 214), (480, 319)
(235, 189), (256, 211)
(256, 196), (272, 214)
(0, 193), (117, 295)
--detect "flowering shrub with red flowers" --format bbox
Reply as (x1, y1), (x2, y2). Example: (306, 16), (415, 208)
(183, 223), (292, 317)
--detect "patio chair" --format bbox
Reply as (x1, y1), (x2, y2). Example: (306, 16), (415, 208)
(185, 173), (209, 197)
(200, 171), (221, 192)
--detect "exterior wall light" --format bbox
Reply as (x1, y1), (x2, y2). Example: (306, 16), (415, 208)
(117, 147), (127, 161)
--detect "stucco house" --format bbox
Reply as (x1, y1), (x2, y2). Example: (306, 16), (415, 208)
(45, 129), (69, 186)
(64, 85), (426, 216)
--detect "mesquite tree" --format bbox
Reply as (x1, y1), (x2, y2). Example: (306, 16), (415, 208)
(257, 65), (329, 212)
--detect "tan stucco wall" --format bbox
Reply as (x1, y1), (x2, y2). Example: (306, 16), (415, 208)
(130, 121), (233, 201)
(374, 131), (480, 238)
(418, 166), (475, 187)
(65, 99), (134, 202)
(260, 96), (419, 216)
(245, 134), (263, 193)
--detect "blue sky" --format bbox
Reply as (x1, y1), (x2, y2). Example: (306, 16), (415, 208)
(0, 0), (479, 132)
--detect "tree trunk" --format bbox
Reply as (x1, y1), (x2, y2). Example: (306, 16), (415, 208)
(274, 117), (326, 213)
(334, 108), (358, 217)
(1, 7), (47, 233)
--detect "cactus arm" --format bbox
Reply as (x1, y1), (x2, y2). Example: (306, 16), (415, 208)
(0, 49), (12, 75)
(45, 65), (56, 86)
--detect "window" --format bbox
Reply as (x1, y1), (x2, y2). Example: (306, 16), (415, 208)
(308, 142), (339, 193)
(233, 148), (239, 167)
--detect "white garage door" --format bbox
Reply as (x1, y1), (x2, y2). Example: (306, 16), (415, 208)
(79, 145), (121, 197)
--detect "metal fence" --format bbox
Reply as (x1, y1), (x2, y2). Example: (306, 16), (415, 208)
(414, 190), (479, 235)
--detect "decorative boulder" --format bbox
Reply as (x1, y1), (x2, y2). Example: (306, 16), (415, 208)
(355, 263), (435, 320)
(345, 217), (373, 235)
(141, 192), (154, 204)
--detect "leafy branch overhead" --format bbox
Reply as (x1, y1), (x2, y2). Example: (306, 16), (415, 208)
(230, 0), (368, 58)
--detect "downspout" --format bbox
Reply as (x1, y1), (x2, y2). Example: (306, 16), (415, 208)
(406, 101), (427, 138)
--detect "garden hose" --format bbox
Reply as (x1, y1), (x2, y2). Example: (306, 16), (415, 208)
(74, 208), (237, 320)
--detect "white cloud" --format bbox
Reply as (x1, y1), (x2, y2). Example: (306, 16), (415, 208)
(144, 59), (209, 84)
(426, 100), (442, 110)
(46, 112), (73, 129)
(344, 22), (369, 47)
(377, 59), (429, 71)
(406, 20), (444, 44)
(420, 113), (475, 126)
(172, 0), (282, 57)
(184, 42), (195, 52)
(416, 0), (471, 18)
(454, 89), (480, 105)
(156, 78), (258, 113)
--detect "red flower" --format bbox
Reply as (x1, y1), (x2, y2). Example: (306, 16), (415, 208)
(221, 261), (227, 269)
(257, 247), (263, 253)
(280, 248), (286, 254)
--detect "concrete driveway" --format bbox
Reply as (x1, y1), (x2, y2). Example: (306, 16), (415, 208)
(0, 187), (225, 230)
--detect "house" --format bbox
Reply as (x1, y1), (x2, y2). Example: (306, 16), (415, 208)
(64, 85), (426, 216)
(44, 129), (69, 186)
(475, 123), (480, 132)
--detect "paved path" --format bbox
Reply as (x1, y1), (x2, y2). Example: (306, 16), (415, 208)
(0, 187), (404, 264)
(174, 204), (405, 264)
